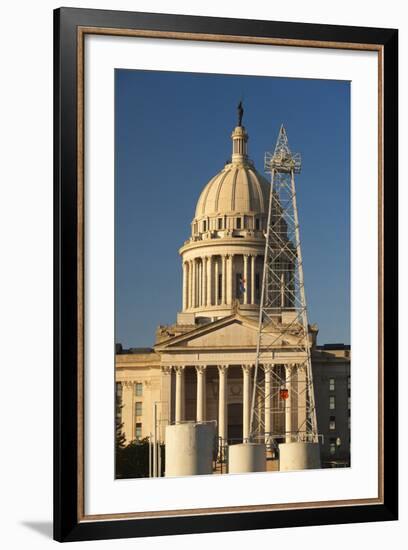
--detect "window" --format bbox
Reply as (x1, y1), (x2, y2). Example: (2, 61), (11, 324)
(135, 423), (142, 440)
(218, 273), (222, 301)
(135, 401), (143, 416)
(329, 396), (335, 410)
(203, 220), (207, 232)
(115, 397), (122, 423)
(236, 217), (242, 229)
(115, 383), (123, 424)
(329, 438), (336, 455)
(255, 273), (260, 299)
(329, 416), (336, 430)
(329, 378), (335, 391)
(236, 273), (243, 298)
(135, 382), (143, 396)
(255, 218), (260, 230)
(115, 382), (122, 398)
(218, 218), (223, 230)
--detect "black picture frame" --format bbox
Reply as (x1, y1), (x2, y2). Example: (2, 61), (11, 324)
(54, 7), (398, 542)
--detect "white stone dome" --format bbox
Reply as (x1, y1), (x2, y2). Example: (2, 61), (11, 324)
(195, 161), (270, 218)
(178, 115), (272, 322)
(190, 124), (271, 239)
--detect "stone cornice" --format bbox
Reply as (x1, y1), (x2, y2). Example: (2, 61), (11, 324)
(115, 352), (160, 365)
(179, 237), (265, 256)
(115, 362), (162, 370)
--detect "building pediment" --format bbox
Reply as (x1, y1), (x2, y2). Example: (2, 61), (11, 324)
(154, 313), (302, 352)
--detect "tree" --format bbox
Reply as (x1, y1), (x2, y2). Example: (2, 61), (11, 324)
(115, 386), (126, 451)
(116, 438), (151, 479)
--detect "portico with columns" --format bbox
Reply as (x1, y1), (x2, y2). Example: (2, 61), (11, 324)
(154, 312), (309, 448)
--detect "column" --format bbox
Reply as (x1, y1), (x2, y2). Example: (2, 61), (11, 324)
(202, 257), (207, 307)
(264, 365), (272, 448)
(226, 254), (233, 305)
(221, 255), (227, 304)
(182, 262), (188, 311)
(285, 365), (292, 443)
(243, 254), (249, 305)
(217, 365), (228, 446)
(206, 255), (212, 306)
(242, 365), (252, 442)
(174, 366), (185, 423)
(297, 364), (307, 438)
(188, 261), (192, 310)
(251, 255), (256, 305)
(189, 261), (193, 308)
(280, 262), (285, 308)
(196, 260), (199, 307)
(288, 261), (295, 307)
(214, 258), (219, 305)
(181, 367), (186, 421)
(191, 260), (196, 308)
(199, 260), (203, 306)
(195, 366), (206, 422)
(160, 366), (172, 435)
(197, 260), (201, 307)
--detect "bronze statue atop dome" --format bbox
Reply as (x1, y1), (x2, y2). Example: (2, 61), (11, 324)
(237, 100), (244, 127)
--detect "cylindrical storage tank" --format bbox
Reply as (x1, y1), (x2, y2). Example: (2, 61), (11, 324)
(165, 422), (215, 477)
(278, 442), (321, 471)
(228, 443), (266, 474)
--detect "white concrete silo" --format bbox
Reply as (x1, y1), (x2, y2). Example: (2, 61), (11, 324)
(165, 422), (216, 477)
(228, 443), (266, 474)
(278, 442), (321, 471)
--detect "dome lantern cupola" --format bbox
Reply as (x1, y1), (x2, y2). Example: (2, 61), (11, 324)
(231, 125), (249, 163)
(231, 100), (248, 163)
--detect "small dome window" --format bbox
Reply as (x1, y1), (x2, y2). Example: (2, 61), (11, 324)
(218, 218), (223, 230)
(255, 218), (260, 230)
(236, 217), (242, 229)
(203, 220), (207, 232)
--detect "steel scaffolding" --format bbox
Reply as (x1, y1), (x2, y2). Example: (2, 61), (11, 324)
(249, 125), (319, 447)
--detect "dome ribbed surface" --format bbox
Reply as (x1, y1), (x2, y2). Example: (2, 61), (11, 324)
(195, 162), (270, 218)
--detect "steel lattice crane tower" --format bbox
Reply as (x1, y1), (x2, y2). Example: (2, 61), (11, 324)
(249, 124), (319, 453)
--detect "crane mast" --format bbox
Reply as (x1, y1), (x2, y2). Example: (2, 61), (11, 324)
(249, 125), (319, 452)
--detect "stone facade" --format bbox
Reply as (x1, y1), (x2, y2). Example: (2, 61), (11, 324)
(312, 345), (351, 466)
(116, 332), (350, 468)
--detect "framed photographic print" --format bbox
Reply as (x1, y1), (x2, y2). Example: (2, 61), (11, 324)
(54, 7), (398, 542)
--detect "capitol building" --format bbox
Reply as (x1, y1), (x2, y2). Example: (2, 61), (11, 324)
(115, 113), (351, 469)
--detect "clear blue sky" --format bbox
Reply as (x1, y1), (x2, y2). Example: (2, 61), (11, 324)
(115, 69), (350, 348)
